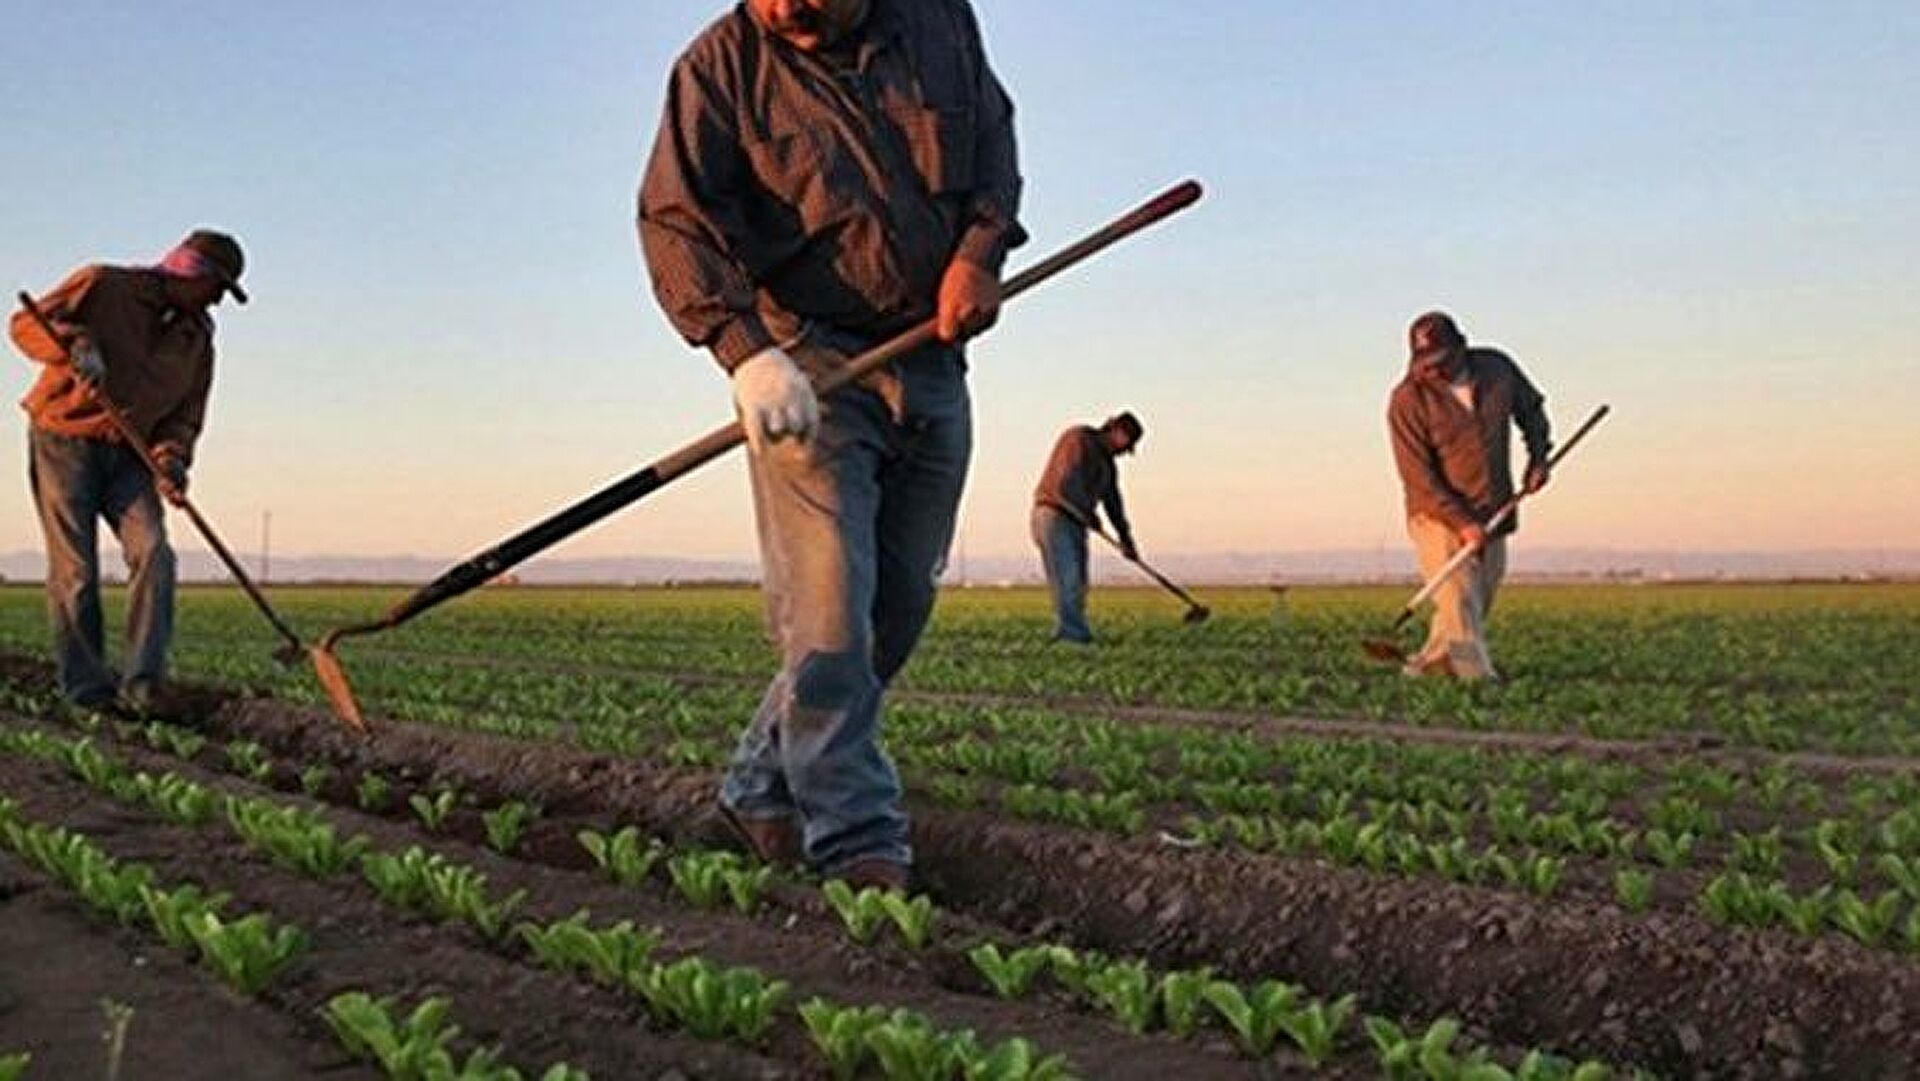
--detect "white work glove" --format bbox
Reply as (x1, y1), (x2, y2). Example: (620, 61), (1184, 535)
(70, 337), (106, 384)
(731, 346), (818, 454)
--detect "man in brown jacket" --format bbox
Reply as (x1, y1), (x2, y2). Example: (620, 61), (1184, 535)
(639, 0), (1022, 890)
(10, 230), (246, 709)
(1387, 311), (1551, 681)
(1031, 412), (1142, 644)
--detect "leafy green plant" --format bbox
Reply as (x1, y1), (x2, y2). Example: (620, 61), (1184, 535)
(482, 801), (538, 854)
(130, 771), (218, 826)
(361, 847), (527, 939)
(323, 992), (584, 1081)
(968, 943), (1052, 999)
(0, 1051), (29, 1081)
(637, 957), (787, 1042)
(224, 740), (273, 783)
(1830, 888), (1903, 947)
(577, 826), (665, 887)
(880, 891), (937, 948)
(863, 1008), (976, 1081)
(186, 911), (307, 995)
(226, 796), (369, 877)
(822, 879), (890, 943)
(299, 764), (334, 797)
(139, 882), (228, 950)
(1614, 869), (1654, 913)
(964, 1037), (1073, 1081)
(409, 787), (459, 832)
(1645, 828), (1697, 869)
(1158, 966), (1215, 1038)
(1085, 959), (1156, 1034)
(1277, 992), (1357, 1065)
(800, 998), (889, 1080)
(669, 850), (770, 912)
(1877, 852), (1920, 901)
(517, 910), (660, 989)
(355, 772), (393, 812)
(1203, 978), (1297, 1056)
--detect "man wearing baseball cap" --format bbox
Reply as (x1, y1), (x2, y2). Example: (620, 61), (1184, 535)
(1387, 311), (1552, 681)
(9, 228), (247, 710)
(1031, 411), (1145, 644)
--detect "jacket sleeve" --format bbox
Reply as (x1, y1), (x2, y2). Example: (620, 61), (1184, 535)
(151, 349), (215, 465)
(949, 1), (1026, 272)
(637, 56), (779, 371)
(1388, 391), (1478, 532)
(9, 266), (103, 366)
(1509, 359), (1552, 466)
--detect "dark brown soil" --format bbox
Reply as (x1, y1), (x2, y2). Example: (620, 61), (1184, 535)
(174, 691), (1920, 1079)
(0, 854), (374, 1080)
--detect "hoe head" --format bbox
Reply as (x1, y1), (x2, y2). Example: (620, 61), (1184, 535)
(308, 638), (369, 735)
(1183, 605), (1211, 626)
(1361, 637), (1409, 664)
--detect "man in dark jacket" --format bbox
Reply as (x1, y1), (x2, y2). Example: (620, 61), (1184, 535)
(1387, 312), (1551, 680)
(10, 230), (247, 709)
(1031, 412), (1142, 644)
(638, 0), (1023, 891)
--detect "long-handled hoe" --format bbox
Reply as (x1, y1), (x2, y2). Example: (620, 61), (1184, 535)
(14, 292), (365, 731)
(1361, 403), (1611, 665)
(312, 180), (1207, 731)
(1088, 522), (1210, 624)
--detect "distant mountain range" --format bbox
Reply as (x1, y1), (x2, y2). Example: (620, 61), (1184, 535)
(4, 548), (1916, 586)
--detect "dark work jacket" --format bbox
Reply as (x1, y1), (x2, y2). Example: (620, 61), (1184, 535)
(1033, 426), (1131, 543)
(1387, 347), (1551, 535)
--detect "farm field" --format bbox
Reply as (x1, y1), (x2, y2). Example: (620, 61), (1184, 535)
(0, 581), (1916, 1079)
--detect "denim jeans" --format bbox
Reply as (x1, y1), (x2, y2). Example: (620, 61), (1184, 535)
(26, 428), (176, 704)
(720, 348), (970, 874)
(1031, 504), (1092, 643)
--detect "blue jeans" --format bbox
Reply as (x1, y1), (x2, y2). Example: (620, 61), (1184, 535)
(1031, 504), (1092, 643)
(720, 348), (970, 874)
(27, 428), (176, 705)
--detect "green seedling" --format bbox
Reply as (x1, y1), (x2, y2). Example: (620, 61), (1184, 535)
(223, 740), (273, 783)
(517, 910), (660, 989)
(1277, 992), (1357, 1065)
(186, 911), (306, 995)
(1877, 852), (1920, 901)
(1042, 945), (1107, 997)
(1645, 828), (1696, 869)
(299, 764), (334, 797)
(482, 800), (538, 854)
(637, 957), (788, 1042)
(139, 883), (228, 950)
(968, 943), (1052, 999)
(355, 772), (393, 812)
(1158, 966), (1216, 1037)
(409, 788), (458, 832)
(863, 1009), (976, 1081)
(324, 993), (469, 1079)
(1830, 888), (1903, 947)
(131, 772), (218, 826)
(669, 850), (767, 912)
(1614, 869), (1654, 913)
(880, 891), (937, 948)
(577, 826), (666, 887)
(361, 847), (527, 939)
(1203, 978), (1298, 1056)
(965, 1037), (1074, 1081)
(822, 879), (890, 943)
(800, 998), (889, 1081)
(1086, 959), (1156, 1034)
(226, 796), (369, 878)
(0, 1051), (29, 1081)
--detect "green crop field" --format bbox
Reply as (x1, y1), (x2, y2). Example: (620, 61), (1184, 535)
(1, 580), (1916, 1078)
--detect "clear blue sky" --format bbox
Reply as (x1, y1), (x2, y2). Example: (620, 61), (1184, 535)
(4, 2), (1916, 565)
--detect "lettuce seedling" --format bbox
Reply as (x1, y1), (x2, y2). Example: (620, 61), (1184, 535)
(822, 880), (890, 943)
(1203, 978), (1297, 1056)
(1086, 959), (1156, 1034)
(964, 1037), (1074, 1081)
(864, 1009), (975, 1081)
(968, 943), (1051, 999)
(355, 772), (393, 812)
(224, 740), (273, 783)
(800, 998), (888, 1081)
(518, 910), (660, 989)
(483, 801), (538, 854)
(1613, 869), (1654, 913)
(1277, 992), (1357, 1065)
(1158, 966), (1215, 1037)
(638, 957), (788, 1042)
(409, 788), (458, 832)
(578, 826), (666, 887)
(187, 911), (307, 995)
(139, 883), (228, 950)
(299, 764), (334, 798)
(0, 1051), (30, 1081)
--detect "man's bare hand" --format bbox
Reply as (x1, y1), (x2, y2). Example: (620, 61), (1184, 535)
(1523, 461), (1550, 494)
(1459, 523), (1488, 548)
(935, 258), (1001, 342)
(152, 444), (189, 507)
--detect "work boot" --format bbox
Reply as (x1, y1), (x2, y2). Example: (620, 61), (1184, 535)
(717, 803), (803, 866)
(836, 858), (910, 893)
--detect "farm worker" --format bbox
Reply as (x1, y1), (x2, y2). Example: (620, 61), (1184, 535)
(638, 0), (1024, 891)
(1030, 412), (1144, 644)
(1386, 311), (1551, 681)
(9, 230), (247, 711)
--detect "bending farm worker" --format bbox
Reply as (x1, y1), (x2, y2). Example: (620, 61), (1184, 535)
(638, 0), (1024, 891)
(1031, 411), (1143, 644)
(1386, 311), (1552, 681)
(10, 229), (247, 711)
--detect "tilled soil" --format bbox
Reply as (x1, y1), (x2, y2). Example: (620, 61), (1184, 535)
(0, 852), (374, 1080)
(173, 690), (1920, 1079)
(0, 715), (1300, 1079)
